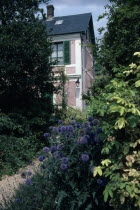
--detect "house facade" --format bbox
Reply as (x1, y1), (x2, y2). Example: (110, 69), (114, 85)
(46, 5), (95, 110)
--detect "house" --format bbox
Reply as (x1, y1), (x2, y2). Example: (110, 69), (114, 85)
(46, 5), (95, 110)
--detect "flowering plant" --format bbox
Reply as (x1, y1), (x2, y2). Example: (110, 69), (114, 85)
(4, 118), (112, 210)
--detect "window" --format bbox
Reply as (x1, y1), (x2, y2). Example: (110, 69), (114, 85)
(52, 42), (63, 65)
(55, 20), (63, 25)
(51, 41), (71, 65)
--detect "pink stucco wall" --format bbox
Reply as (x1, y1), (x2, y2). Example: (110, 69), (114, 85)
(66, 67), (75, 74)
(65, 81), (76, 106)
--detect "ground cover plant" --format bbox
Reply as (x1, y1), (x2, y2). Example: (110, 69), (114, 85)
(1, 119), (113, 210)
(86, 53), (140, 209)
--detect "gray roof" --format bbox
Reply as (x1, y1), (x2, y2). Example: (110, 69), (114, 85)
(45, 13), (93, 36)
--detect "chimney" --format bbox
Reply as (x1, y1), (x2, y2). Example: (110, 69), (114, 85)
(47, 5), (54, 18)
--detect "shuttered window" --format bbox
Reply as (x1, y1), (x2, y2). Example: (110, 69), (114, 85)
(51, 41), (71, 65)
(63, 41), (70, 65)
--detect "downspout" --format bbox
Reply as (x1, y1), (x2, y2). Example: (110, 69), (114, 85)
(80, 32), (85, 110)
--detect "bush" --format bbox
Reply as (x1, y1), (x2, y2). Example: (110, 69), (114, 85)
(85, 53), (140, 209)
(0, 112), (50, 178)
(2, 119), (113, 210)
(61, 107), (86, 123)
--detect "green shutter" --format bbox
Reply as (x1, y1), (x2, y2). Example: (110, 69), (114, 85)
(63, 41), (71, 65)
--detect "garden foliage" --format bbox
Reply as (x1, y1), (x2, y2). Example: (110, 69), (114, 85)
(97, 0), (140, 74)
(0, 0), (57, 177)
(86, 53), (140, 209)
(2, 119), (113, 210)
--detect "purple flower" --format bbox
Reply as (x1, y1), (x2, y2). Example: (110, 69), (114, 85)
(25, 178), (32, 185)
(54, 153), (61, 159)
(70, 120), (76, 125)
(58, 125), (62, 132)
(57, 144), (64, 150)
(94, 134), (102, 143)
(50, 146), (57, 153)
(43, 147), (50, 153)
(68, 132), (73, 138)
(60, 164), (68, 170)
(43, 133), (50, 138)
(80, 154), (89, 162)
(27, 171), (32, 176)
(61, 126), (66, 134)
(82, 122), (89, 128)
(38, 156), (45, 161)
(79, 136), (88, 144)
(15, 198), (22, 204)
(52, 127), (58, 134)
(61, 157), (69, 164)
(58, 120), (63, 124)
(76, 123), (81, 128)
(97, 127), (103, 134)
(92, 119), (100, 126)
(68, 125), (74, 132)
(88, 116), (93, 122)
(97, 178), (108, 186)
(49, 126), (54, 130)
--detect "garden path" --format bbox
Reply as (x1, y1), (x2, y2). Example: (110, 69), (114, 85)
(0, 159), (40, 206)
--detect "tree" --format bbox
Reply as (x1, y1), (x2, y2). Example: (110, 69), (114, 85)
(0, 0), (55, 115)
(97, 0), (140, 75)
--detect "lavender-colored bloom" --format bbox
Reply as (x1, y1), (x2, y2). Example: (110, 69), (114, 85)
(53, 127), (58, 134)
(43, 147), (50, 153)
(85, 126), (92, 133)
(54, 153), (61, 159)
(58, 120), (63, 124)
(58, 125), (62, 132)
(60, 164), (68, 170)
(27, 171), (32, 176)
(68, 125), (74, 132)
(80, 154), (89, 162)
(68, 132), (73, 138)
(43, 133), (50, 138)
(57, 144), (64, 150)
(25, 178), (32, 185)
(97, 178), (108, 186)
(49, 126), (54, 130)
(50, 146), (57, 153)
(97, 127), (103, 134)
(79, 136), (88, 144)
(70, 120), (76, 125)
(61, 157), (69, 164)
(38, 156), (45, 161)
(76, 123), (81, 128)
(94, 134), (102, 143)
(92, 119), (100, 126)
(88, 116), (94, 122)
(82, 121), (89, 128)
(61, 126), (66, 134)
(15, 198), (22, 204)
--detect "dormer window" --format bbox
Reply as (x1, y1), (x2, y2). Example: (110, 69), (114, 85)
(55, 20), (63, 25)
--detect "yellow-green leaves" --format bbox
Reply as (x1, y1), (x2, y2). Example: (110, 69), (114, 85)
(115, 118), (127, 129)
(135, 80), (140, 87)
(101, 159), (111, 167)
(93, 166), (103, 177)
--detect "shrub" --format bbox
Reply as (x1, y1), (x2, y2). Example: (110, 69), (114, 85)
(3, 119), (113, 210)
(85, 53), (140, 209)
(61, 107), (86, 123)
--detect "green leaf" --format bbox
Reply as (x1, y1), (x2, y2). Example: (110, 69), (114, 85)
(104, 191), (109, 202)
(93, 166), (103, 177)
(126, 185), (132, 194)
(135, 80), (140, 87)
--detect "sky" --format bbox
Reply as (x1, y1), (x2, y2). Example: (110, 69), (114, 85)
(39, 0), (109, 39)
